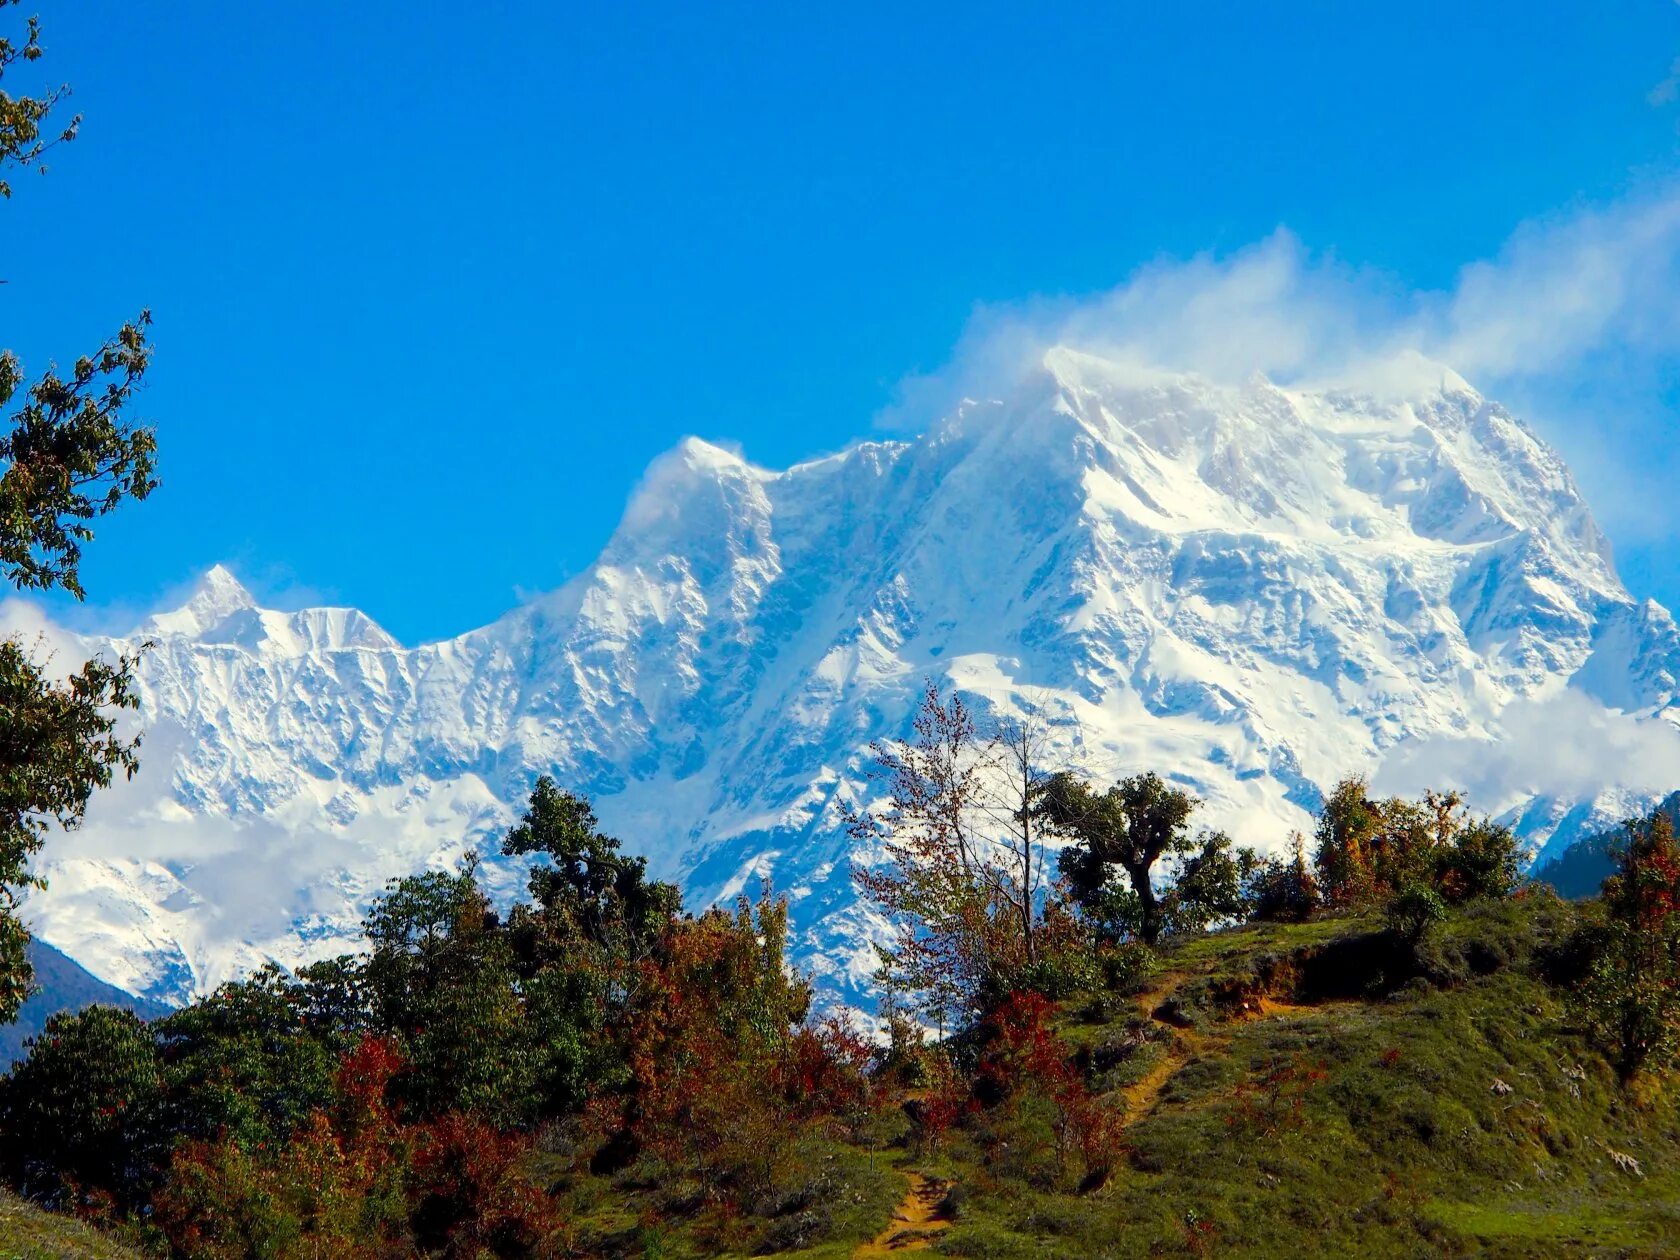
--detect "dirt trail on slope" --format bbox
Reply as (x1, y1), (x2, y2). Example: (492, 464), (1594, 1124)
(853, 1170), (952, 1256)
(856, 961), (1334, 1250)
(1117, 966), (1346, 1130)
(1117, 972), (1211, 1130)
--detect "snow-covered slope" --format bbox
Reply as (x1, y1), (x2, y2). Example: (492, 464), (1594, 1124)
(12, 349), (1680, 1006)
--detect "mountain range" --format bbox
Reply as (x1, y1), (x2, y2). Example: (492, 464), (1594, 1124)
(8, 347), (1679, 1009)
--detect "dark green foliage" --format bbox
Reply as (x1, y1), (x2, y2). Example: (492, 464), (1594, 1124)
(362, 861), (535, 1125)
(1244, 834), (1321, 922)
(1435, 815), (1526, 902)
(1161, 830), (1252, 936)
(0, 316), (157, 599)
(1042, 770), (1198, 945)
(1385, 883), (1448, 946)
(0, 640), (145, 1024)
(153, 965), (343, 1151)
(500, 774), (680, 956)
(0, 1006), (164, 1210)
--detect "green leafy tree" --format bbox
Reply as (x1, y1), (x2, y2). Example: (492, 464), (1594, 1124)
(1434, 815), (1525, 902)
(0, 1005), (165, 1209)
(0, 1), (80, 199)
(497, 778), (684, 1115)
(1040, 770), (1198, 945)
(1244, 833), (1320, 922)
(0, 1), (158, 1024)
(154, 965), (344, 1153)
(362, 861), (534, 1126)
(500, 774), (680, 957)
(1313, 777), (1523, 908)
(1162, 830), (1257, 936)
(1311, 776), (1387, 905)
(1573, 812), (1680, 1080)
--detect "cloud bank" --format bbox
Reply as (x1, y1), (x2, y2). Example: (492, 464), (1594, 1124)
(886, 182), (1680, 418)
(1374, 692), (1680, 808)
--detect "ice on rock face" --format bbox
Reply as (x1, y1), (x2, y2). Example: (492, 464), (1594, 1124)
(17, 351), (1680, 1007)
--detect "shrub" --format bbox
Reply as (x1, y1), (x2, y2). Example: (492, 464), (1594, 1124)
(1434, 817), (1525, 902)
(780, 1015), (874, 1120)
(410, 1114), (568, 1258)
(1385, 884), (1448, 945)
(973, 992), (1121, 1187)
(1246, 834), (1320, 922)
(1100, 940), (1159, 994)
(1223, 1055), (1329, 1140)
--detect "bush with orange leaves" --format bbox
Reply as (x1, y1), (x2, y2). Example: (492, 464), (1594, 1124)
(779, 1015), (875, 1122)
(410, 1113), (569, 1258)
(610, 895), (817, 1202)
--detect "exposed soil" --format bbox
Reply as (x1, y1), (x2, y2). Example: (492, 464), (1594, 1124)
(853, 1170), (953, 1256)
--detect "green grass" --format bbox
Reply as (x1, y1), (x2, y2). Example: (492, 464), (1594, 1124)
(0, 1192), (143, 1260)
(917, 895), (1680, 1258)
(534, 1128), (906, 1258)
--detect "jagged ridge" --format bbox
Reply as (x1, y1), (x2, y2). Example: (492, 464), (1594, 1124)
(10, 349), (1679, 1006)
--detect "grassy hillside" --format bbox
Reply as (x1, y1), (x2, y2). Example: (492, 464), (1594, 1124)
(0, 1192), (142, 1260)
(548, 893), (1680, 1258)
(917, 897), (1680, 1258)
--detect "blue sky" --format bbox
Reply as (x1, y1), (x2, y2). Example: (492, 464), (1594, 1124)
(7, 2), (1680, 642)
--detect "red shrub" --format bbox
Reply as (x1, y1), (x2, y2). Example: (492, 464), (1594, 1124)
(780, 1015), (874, 1118)
(974, 992), (1122, 1182)
(409, 1113), (568, 1258)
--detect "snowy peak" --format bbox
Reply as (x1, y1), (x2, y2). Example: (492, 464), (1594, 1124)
(142, 565), (398, 654)
(17, 350), (1680, 1009)
(144, 563), (256, 636)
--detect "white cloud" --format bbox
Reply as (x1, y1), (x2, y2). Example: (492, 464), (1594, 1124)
(1374, 691), (1680, 806)
(1650, 53), (1680, 106)
(1439, 190), (1680, 376)
(885, 184), (1680, 421)
(877, 182), (1680, 554)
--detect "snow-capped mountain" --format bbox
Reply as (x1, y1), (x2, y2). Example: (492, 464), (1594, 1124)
(11, 348), (1680, 1007)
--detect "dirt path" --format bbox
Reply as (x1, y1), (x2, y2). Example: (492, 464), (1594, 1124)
(1118, 1029), (1201, 1128)
(854, 966), (1330, 1251)
(1113, 971), (1212, 1130)
(853, 1170), (952, 1256)
(1117, 973), (1332, 1130)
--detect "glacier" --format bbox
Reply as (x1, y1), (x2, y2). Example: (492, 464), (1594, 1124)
(8, 347), (1680, 1008)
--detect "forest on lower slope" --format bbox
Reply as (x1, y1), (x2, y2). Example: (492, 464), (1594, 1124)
(4, 682), (1680, 1259)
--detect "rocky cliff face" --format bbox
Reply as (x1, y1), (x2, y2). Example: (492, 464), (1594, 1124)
(13, 348), (1678, 1006)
